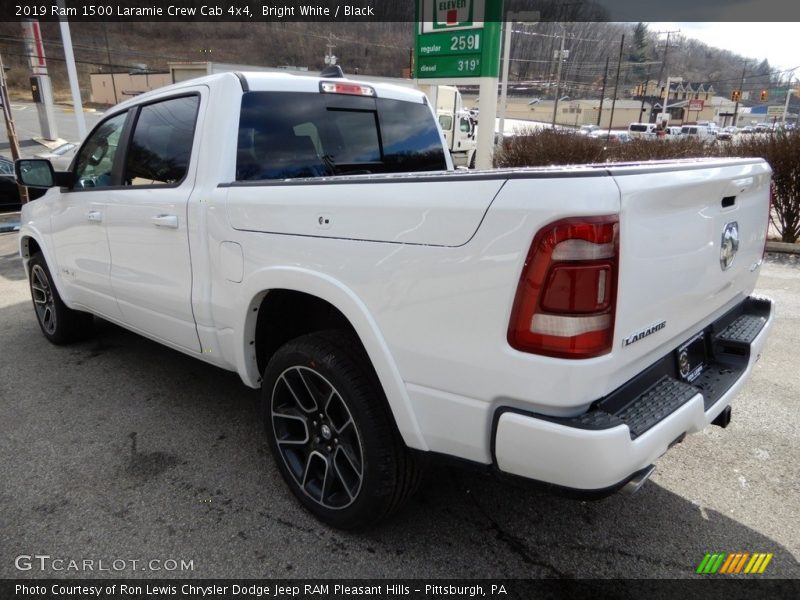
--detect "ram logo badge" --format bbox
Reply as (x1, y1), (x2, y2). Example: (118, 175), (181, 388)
(720, 221), (739, 271)
(622, 321), (667, 347)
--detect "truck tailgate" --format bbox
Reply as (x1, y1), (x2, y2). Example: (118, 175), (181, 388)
(610, 159), (771, 360)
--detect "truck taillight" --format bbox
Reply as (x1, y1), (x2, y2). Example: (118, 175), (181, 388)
(508, 216), (619, 359)
(764, 184), (773, 260)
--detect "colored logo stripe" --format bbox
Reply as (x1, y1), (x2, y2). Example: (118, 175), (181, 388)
(697, 552), (774, 574)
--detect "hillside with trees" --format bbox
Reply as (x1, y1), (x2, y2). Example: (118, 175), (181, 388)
(0, 20), (791, 107)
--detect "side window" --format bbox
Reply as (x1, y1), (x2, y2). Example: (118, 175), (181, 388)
(378, 99), (448, 172)
(438, 114), (453, 130)
(236, 92), (446, 181)
(124, 95), (199, 186)
(73, 111), (127, 189)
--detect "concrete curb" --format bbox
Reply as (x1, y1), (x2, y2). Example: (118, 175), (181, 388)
(766, 241), (800, 254)
(0, 211), (20, 223)
(0, 211), (20, 233)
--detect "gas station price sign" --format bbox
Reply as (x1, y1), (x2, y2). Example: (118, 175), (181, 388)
(414, 0), (502, 82)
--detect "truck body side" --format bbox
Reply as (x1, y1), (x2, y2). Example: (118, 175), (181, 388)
(17, 71), (774, 525)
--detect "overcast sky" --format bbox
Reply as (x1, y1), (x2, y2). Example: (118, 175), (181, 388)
(649, 22), (800, 79)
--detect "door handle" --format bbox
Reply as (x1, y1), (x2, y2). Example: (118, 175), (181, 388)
(86, 210), (103, 223)
(151, 214), (179, 229)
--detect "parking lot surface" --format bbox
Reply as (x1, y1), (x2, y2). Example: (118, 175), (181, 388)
(0, 232), (798, 579)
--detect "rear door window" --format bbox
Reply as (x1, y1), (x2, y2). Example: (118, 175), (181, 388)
(236, 91), (446, 181)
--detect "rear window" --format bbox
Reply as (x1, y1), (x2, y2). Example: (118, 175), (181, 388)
(629, 124), (649, 132)
(236, 91), (447, 181)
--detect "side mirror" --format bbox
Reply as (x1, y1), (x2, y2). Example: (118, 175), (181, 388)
(15, 159), (55, 188)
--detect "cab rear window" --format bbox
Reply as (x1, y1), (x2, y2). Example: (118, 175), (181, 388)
(236, 91), (447, 180)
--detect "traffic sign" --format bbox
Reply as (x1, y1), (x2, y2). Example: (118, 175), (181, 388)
(766, 106), (785, 117)
(414, 0), (502, 82)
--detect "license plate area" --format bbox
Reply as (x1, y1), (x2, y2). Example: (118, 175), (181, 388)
(676, 332), (706, 383)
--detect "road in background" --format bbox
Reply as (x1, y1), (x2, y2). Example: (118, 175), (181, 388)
(0, 101), (104, 157)
(0, 232), (798, 578)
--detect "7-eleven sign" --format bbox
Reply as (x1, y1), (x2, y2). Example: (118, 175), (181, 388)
(436, 0), (473, 27)
(420, 0), (484, 33)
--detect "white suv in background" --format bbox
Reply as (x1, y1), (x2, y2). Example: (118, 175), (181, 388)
(680, 124), (717, 142)
(627, 122), (657, 138)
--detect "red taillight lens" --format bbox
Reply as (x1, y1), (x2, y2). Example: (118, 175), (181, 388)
(764, 184), (773, 260)
(508, 216), (619, 359)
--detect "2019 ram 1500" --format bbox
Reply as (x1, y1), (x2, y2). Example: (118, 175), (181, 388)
(16, 71), (774, 529)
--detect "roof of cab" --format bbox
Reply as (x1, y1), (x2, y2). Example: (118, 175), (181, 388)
(111, 70), (428, 112)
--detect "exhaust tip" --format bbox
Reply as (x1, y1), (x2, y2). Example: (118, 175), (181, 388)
(621, 465), (656, 495)
(712, 406), (732, 429)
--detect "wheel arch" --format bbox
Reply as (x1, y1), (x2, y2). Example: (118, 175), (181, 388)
(18, 230), (63, 296)
(19, 233), (43, 264)
(237, 267), (428, 451)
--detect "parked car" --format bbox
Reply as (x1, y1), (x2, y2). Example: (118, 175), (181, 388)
(627, 122), (657, 139)
(591, 129), (631, 143)
(680, 125), (717, 142)
(34, 142), (79, 171)
(716, 127), (739, 141)
(577, 124), (600, 136)
(0, 156), (45, 211)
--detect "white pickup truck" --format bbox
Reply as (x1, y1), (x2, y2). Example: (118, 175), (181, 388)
(16, 71), (774, 529)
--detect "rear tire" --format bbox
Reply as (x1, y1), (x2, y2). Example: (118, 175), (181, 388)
(261, 330), (419, 530)
(28, 252), (93, 344)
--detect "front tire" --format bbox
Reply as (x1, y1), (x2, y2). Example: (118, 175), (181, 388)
(261, 331), (419, 529)
(28, 252), (93, 344)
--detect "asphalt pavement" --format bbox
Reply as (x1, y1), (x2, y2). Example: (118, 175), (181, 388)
(0, 232), (798, 579)
(0, 101), (104, 158)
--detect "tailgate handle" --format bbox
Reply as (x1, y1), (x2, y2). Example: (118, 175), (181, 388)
(728, 176), (753, 194)
(721, 196), (736, 208)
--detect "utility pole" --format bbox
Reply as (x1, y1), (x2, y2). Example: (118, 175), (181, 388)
(20, 19), (58, 140)
(102, 25), (118, 105)
(498, 12), (539, 143)
(638, 66), (651, 120)
(652, 29), (679, 123)
(597, 55), (609, 126)
(782, 75), (794, 124)
(324, 34), (337, 66)
(58, 0), (86, 138)
(733, 65), (746, 127)
(498, 17), (514, 141)
(606, 34), (625, 138)
(0, 51), (29, 204)
(550, 25), (566, 128)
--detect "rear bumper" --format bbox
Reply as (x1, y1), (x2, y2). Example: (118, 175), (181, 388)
(492, 295), (774, 492)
